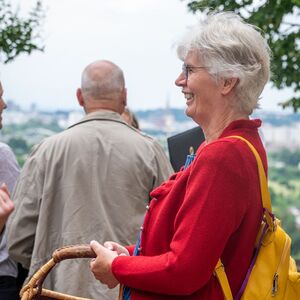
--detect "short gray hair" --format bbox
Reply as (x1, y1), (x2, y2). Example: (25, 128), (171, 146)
(81, 60), (125, 100)
(177, 12), (271, 113)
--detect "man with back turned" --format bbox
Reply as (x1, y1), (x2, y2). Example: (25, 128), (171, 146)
(7, 60), (173, 299)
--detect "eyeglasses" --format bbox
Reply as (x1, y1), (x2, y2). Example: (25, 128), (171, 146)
(182, 64), (207, 80)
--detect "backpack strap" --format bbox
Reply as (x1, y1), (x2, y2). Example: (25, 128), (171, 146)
(214, 135), (274, 299)
(214, 260), (233, 300)
(227, 135), (272, 213)
(228, 135), (275, 230)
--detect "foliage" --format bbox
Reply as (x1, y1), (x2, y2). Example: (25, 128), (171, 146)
(8, 136), (30, 166)
(8, 136), (29, 152)
(270, 184), (300, 258)
(2, 118), (62, 133)
(0, 0), (44, 63)
(269, 148), (300, 167)
(182, 0), (300, 112)
(268, 148), (300, 258)
(1, 118), (63, 166)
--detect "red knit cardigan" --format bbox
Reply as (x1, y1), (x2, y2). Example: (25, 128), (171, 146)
(112, 119), (267, 299)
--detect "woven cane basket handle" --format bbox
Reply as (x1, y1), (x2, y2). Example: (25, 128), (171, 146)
(20, 244), (97, 300)
(52, 244), (96, 262)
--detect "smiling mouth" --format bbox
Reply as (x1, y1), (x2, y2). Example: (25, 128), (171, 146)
(183, 92), (193, 105)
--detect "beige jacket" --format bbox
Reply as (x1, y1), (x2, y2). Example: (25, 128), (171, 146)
(7, 110), (173, 299)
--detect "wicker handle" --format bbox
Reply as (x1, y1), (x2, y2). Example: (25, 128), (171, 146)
(52, 244), (96, 262)
(20, 244), (97, 300)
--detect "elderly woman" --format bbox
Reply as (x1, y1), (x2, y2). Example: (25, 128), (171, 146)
(90, 12), (271, 299)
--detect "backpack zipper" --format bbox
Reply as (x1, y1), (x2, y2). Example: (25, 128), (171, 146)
(272, 233), (291, 296)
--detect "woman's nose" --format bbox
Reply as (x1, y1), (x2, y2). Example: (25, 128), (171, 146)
(175, 72), (187, 87)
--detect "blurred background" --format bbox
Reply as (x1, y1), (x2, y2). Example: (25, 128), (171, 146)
(0, 0), (299, 259)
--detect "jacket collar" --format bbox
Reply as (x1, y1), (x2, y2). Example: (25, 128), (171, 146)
(69, 110), (127, 129)
(219, 118), (262, 138)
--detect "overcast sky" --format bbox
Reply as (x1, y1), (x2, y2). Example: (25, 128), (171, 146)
(1, 0), (295, 112)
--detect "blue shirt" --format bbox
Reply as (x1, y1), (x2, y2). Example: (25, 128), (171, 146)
(0, 142), (19, 278)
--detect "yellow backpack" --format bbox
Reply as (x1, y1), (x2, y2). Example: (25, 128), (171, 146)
(214, 135), (300, 300)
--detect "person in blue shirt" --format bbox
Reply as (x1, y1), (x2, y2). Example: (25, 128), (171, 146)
(0, 80), (20, 300)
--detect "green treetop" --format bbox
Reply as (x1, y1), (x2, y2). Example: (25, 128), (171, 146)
(0, 0), (44, 63)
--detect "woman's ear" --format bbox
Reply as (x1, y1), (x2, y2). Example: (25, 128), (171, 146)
(221, 78), (239, 96)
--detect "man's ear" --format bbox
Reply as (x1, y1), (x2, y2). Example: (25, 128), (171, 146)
(221, 78), (239, 96)
(122, 87), (127, 107)
(76, 88), (84, 107)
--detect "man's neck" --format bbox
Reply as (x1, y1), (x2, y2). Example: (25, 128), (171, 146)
(84, 99), (122, 115)
(85, 107), (119, 114)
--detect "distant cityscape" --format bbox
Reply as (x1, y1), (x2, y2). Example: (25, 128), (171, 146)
(1, 100), (300, 155)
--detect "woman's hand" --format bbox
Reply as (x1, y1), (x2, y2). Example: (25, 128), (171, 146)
(104, 241), (129, 256)
(90, 240), (120, 289)
(0, 183), (14, 232)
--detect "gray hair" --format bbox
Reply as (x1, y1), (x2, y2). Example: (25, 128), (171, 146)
(81, 60), (125, 100)
(177, 12), (271, 113)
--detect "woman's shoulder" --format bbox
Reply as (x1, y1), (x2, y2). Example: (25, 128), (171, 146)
(197, 137), (248, 159)
(194, 136), (260, 177)
(199, 134), (262, 156)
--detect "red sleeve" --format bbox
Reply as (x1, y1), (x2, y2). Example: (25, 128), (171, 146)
(125, 245), (135, 256)
(112, 140), (251, 295)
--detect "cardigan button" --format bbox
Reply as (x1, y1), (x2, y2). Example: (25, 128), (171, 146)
(140, 226), (144, 231)
(138, 247), (142, 252)
(146, 205), (150, 210)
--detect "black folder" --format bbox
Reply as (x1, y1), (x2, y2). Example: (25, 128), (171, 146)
(167, 126), (205, 172)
